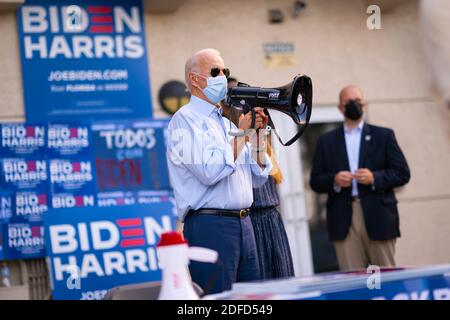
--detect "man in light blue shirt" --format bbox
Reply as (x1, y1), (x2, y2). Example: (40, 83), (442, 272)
(333, 121), (364, 196)
(166, 48), (272, 294)
(345, 121), (363, 196)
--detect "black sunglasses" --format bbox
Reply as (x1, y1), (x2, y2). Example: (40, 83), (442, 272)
(210, 67), (230, 78)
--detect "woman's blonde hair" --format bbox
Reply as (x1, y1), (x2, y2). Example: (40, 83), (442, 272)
(266, 140), (283, 184)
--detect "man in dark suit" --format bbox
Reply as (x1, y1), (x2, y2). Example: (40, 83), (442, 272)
(310, 85), (410, 271)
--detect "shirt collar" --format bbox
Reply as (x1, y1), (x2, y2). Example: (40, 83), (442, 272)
(189, 95), (220, 117)
(344, 121), (364, 134)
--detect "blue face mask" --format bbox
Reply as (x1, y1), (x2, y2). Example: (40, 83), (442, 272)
(201, 75), (228, 104)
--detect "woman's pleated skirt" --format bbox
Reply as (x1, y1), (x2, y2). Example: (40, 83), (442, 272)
(250, 206), (295, 280)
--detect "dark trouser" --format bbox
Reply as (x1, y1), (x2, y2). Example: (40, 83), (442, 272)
(183, 213), (260, 295)
(250, 206), (295, 279)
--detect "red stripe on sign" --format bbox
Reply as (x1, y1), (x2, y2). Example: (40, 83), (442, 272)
(120, 238), (145, 247)
(72, 162), (81, 172)
(121, 228), (144, 237)
(75, 196), (83, 207)
(116, 218), (142, 227)
(90, 25), (113, 33)
(27, 161), (36, 172)
(69, 128), (78, 138)
(91, 16), (113, 24)
(87, 6), (112, 14)
(26, 127), (35, 137)
(31, 226), (40, 237)
(38, 194), (47, 205)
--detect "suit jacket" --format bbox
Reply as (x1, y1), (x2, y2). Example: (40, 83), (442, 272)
(310, 123), (410, 241)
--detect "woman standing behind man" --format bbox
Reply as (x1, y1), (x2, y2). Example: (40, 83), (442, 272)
(221, 77), (295, 279)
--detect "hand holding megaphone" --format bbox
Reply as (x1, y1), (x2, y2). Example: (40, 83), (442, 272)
(227, 74), (313, 146)
(238, 107), (269, 131)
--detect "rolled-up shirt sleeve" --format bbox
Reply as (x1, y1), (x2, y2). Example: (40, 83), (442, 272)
(167, 113), (236, 186)
(248, 145), (273, 188)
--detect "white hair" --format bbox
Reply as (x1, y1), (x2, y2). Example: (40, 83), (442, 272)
(184, 48), (222, 92)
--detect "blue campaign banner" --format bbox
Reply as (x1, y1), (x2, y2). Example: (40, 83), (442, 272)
(47, 123), (93, 158)
(1, 221), (45, 260)
(44, 202), (177, 300)
(0, 155), (48, 260)
(49, 158), (96, 193)
(0, 117), (172, 262)
(324, 274), (450, 300)
(0, 190), (47, 260)
(0, 158), (48, 191)
(51, 192), (96, 210)
(134, 190), (174, 206)
(0, 123), (46, 157)
(97, 191), (136, 207)
(17, 0), (153, 122)
(91, 119), (171, 193)
(13, 191), (48, 223)
(97, 190), (176, 216)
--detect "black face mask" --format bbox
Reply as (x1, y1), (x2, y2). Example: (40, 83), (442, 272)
(344, 100), (363, 120)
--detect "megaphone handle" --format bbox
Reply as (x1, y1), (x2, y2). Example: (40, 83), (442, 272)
(267, 110), (303, 146)
(250, 108), (256, 129)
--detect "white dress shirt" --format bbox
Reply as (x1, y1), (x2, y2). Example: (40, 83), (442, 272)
(166, 95), (272, 220)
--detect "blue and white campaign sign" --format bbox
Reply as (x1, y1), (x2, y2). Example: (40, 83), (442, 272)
(0, 118), (173, 262)
(17, 0), (153, 122)
(97, 191), (136, 207)
(49, 158), (98, 213)
(44, 202), (177, 300)
(0, 123), (46, 157)
(47, 123), (92, 158)
(13, 191), (48, 223)
(0, 191), (47, 260)
(0, 158), (48, 191)
(135, 190), (174, 206)
(0, 156), (48, 260)
(49, 158), (96, 193)
(323, 274), (450, 300)
(96, 190), (176, 216)
(91, 119), (171, 193)
(1, 222), (45, 260)
(51, 193), (96, 210)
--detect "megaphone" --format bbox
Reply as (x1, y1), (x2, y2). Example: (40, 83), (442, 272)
(157, 231), (218, 300)
(226, 74), (313, 146)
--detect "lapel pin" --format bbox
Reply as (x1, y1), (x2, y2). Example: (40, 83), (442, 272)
(365, 135), (371, 141)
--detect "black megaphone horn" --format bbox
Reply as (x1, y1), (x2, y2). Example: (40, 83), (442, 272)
(226, 74), (313, 146)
